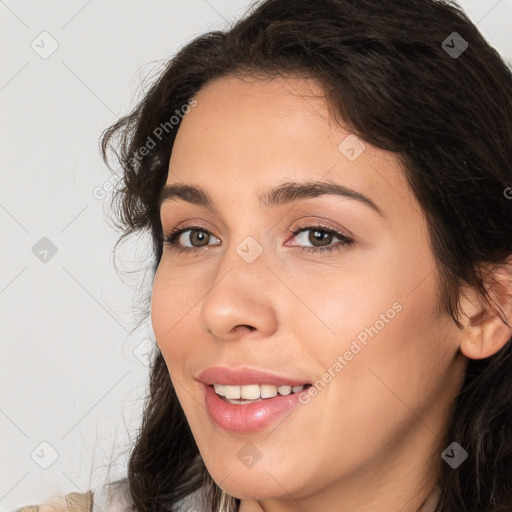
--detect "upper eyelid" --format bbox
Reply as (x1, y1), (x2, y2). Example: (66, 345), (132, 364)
(164, 214), (351, 234)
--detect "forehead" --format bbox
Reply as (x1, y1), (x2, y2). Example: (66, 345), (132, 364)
(166, 74), (417, 224)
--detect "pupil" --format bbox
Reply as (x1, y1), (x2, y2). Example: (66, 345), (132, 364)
(311, 230), (331, 246)
(192, 230), (208, 246)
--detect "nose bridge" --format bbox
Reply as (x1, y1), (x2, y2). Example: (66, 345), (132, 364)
(219, 205), (269, 275)
(198, 229), (277, 339)
(225, 216), (273, 282)
(212, 228), (269, 301)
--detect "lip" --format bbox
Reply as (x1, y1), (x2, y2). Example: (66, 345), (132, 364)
(197, 366), (310, 387)
(201, 383), (307, 433)
(197, 366), (311, 433)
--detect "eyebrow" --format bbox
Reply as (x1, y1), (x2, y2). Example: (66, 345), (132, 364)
(157, 180), (385, 217)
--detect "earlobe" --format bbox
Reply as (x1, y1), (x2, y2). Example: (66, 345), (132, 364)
(458, 264), (512, 360)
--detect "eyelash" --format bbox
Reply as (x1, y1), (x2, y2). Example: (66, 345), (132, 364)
(162, 223), (353, 256)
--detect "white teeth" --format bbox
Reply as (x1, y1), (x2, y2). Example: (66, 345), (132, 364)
(213, 384), (225, 396)
(213, 383), (306, 400)
(223, 385), (241, 399)
(277, 385), (292, 396)
(260, 384), (278, 398)
(240, 384), (260, 400)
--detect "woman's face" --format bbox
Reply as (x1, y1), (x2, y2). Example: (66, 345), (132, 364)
(151, 75), (468, 508)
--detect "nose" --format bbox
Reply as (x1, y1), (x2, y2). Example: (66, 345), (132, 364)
(197, 240), (278, 342)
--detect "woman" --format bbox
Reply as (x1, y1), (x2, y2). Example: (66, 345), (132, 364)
(18, 0), (512, 510)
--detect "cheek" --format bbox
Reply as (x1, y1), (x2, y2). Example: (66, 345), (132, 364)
(295, 260), (404, 366)
(150, 264), (198, 366)
(301, 242), (450, 410)
(319, 272), (453, 434)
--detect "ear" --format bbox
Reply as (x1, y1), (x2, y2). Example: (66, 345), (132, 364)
(458, 260), (512, 360)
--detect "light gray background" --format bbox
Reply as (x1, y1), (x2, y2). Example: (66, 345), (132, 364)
(1, 0), (511, 509)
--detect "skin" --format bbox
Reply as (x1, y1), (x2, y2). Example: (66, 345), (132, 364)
(150, 75), (512, 512)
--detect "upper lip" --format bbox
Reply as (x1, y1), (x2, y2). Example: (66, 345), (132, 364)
(197, 366), (310, 387)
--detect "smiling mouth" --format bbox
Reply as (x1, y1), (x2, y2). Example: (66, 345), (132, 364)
(212, 383), (312, 404)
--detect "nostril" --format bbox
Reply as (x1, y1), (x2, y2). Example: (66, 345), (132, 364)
(232, 323), (255, 330)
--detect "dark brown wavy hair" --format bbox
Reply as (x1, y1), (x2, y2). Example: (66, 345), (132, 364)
(100, 0), (512, 510)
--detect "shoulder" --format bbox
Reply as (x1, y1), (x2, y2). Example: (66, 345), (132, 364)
(14, 480), (133, 512)
(15, 490), (94, 512)
(14, 480), (210, 512)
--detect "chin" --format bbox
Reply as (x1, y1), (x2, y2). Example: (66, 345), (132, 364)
(203, 452), (311, 500)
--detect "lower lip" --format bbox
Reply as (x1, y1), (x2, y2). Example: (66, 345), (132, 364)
(202, 384), (306, 433)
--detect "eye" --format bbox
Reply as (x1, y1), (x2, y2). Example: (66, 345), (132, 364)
(163, 226), (220, 255)
(286, 225), (353, 254)
(162, 223), (353, 256)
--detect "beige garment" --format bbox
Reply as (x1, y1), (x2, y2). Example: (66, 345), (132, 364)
(418, 484), (442, 512)
(16, 490), (93, 512)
